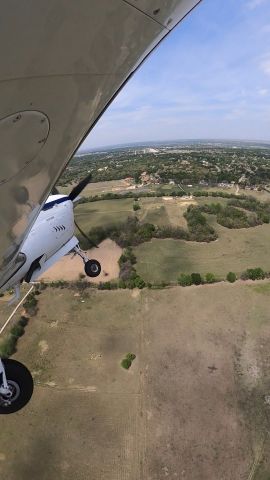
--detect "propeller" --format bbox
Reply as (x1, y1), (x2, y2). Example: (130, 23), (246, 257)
(52, 172), (98, 249)
(74, 219), (98, 249)
(68, 172), (92, 201)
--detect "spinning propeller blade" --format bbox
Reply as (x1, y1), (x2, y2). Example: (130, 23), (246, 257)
(74, 220), (98, 249)
(53, 173), (97, 248)
(68, 173), (92, 201)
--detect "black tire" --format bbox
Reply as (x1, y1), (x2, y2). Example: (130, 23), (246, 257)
(84, 259), (101, 278)
(0, 359), (33, 414)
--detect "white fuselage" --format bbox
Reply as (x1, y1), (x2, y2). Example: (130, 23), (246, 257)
(0, 195), (78, 292)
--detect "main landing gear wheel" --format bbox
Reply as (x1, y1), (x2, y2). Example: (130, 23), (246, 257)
(0, 359), (34, 414)
(84, 259), (101, 278)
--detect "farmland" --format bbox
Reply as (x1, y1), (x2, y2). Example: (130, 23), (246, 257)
(73, 193), (270, 284)
(75, 198), (134, 230)
(135, 222), (270, 283)
(1, 283), (270, 479)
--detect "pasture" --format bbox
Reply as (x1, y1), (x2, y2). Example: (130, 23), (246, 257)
(135, 221), (270, 282)
(74, 198), (134, 230)
(74, 196), (196, 232)
(0, 283), (270, 479)
(59, 179), (131, 197)
(72, 194), (270, 284)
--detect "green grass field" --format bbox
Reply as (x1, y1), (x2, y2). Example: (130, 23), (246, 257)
(73, 194), (270, 284)
(75, 198), (134, 230)
(75, 196), (196, 233)
(135, 220), (270, 282)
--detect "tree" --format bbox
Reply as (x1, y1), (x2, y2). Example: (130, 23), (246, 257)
(205, 272), (216, 284)
(134, 275), (145, 289)
(178, 273), (192, 287)
(241, 267), (265, 281)
(191, 273), (202, 285)
(227, 272), (236, 283)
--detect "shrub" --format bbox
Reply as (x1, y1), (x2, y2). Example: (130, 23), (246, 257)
(18, 316), (28, 327)
(191, 273), (202, 285)
(133, 275), (145, 289)
(241, 267), (265, 281)
(118, 279), (127, 289)
(178, 273), (192, 287)
(227, 272), (236, 283)
(126, 353), (136, 362)
(23, 292), (38, 316)
(98, 282), (113, 290)
(10, 324), (24, 338)
(121, 353), (136, 369)
(0, 335), (17, 358)
(119, 247), (136, 267)
(133, 203), (140, 211)
(205, 272), (216, 284)
(121, 358), (132, 369)
(184, 206), (218, 242)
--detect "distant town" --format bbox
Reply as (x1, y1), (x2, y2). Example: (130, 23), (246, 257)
(59, 140), (270, 194)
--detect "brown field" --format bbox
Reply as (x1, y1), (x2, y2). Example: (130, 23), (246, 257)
(58, 179), (131, 197)
(39, 239), (122, 283)
(0, 282), (270, 479)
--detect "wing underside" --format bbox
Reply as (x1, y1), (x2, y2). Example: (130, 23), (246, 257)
(0, 0), (201, 287)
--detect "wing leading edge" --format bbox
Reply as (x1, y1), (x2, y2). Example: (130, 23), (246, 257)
(0, 0), (201, 287)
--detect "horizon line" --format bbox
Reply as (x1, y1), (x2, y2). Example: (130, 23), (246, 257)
(77, 137), (270, 154)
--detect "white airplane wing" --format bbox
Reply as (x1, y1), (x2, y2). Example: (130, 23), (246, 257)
(0, 0), (201, 287)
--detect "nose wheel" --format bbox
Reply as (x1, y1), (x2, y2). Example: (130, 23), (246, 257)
(84, 259), (101, 278)
(73, 245), (101, 278)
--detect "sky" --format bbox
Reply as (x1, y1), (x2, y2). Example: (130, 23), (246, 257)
(79, 0), (270, 151)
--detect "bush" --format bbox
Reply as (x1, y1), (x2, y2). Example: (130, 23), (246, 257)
(98, 282), (109, 290)
(0, 335), (17, 358)
(121, 353), (136, 369)
(227, 272), (237, 283)
(10, 324), (24, 338)
(121, 358), (132, 369)
(23, 292), (38, 316)
(191, 273), (202, 285)
(133, 203), (140, 211)
(184, 206), (218, 242)
(126, 353), (136, 361)
(118, 279), (127, 289)
(133, 275), (145, 289)
(18, 316), (28, 327)
(178, 273), (192, 287)
(119, 247), (136, 267)
(205, 272), (216, 284)
(241, 267), (265, 281)
(217, 206), (258, 229)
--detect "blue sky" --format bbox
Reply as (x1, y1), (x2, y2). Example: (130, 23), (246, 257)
(79, 0), (270, 151)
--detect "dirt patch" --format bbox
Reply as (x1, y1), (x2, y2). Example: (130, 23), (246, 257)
(39, 239), (122, 283)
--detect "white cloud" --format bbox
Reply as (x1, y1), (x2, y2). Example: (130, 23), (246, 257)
(258, 88), (269, 95)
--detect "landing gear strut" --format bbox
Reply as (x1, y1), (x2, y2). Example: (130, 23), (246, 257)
(0, 358), (33, 414)
(74, 245), (101, 278)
